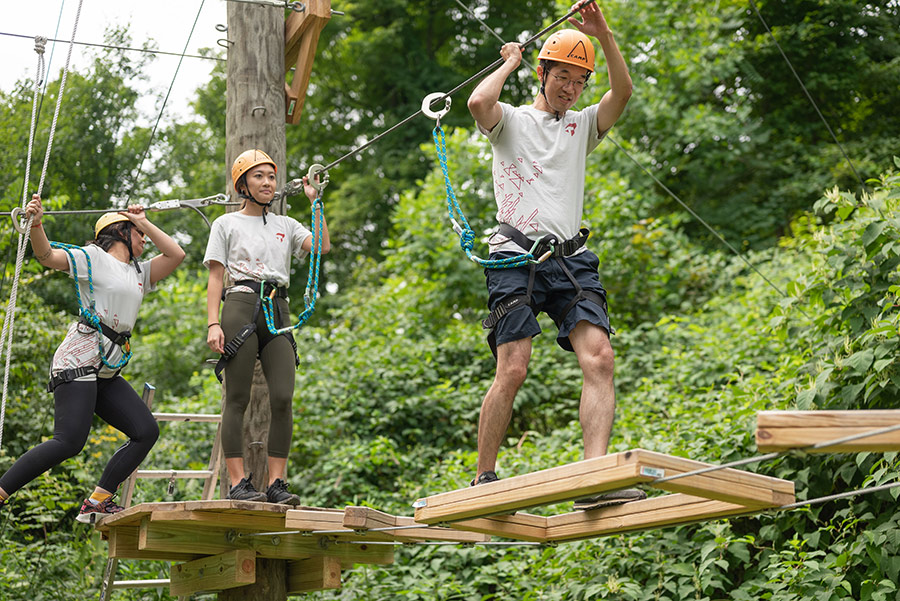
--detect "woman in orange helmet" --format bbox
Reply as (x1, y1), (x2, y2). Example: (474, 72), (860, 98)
(0, 194), (185, 521)
(466, 1), (641, 510)
(204, 149), (330, 505)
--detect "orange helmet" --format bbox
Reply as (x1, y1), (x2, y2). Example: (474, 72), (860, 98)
(538, 29), (595, 73)
(231, 149), (277, 193)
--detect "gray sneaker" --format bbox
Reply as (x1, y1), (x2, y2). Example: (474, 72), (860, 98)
(470, 470), (500, 487)
(266, 478), (301, 506)
(573, 488), (647, 511)
(227, 473), (267, 502)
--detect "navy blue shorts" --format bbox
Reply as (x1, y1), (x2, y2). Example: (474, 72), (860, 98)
(484, 250), (612, 352)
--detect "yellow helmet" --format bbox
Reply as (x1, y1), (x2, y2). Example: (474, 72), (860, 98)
(538, 29), (595, 73)
(95, 212), (130, 238)
(231, 149), (277, 193)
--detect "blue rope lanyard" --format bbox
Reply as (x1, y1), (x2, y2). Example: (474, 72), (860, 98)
(49, 242), (132, 370)
(432, 124), (537, 269)
(261, 196), (325, 335)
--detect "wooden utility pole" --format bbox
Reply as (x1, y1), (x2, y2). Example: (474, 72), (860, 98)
(222, 3), (287, 600)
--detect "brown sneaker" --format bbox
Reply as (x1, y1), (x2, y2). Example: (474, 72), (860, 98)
(76, 496), (125, 524)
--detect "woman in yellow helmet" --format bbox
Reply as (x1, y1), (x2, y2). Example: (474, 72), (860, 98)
(204, 150), (330, 505)
(466, 1), (642, 510)
(0, 194), (185, 521)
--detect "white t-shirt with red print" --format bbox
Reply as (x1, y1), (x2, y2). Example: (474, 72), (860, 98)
(51, 245), (154, 379)
(480, 102), (606, 255)
(203, 211), (312, 292)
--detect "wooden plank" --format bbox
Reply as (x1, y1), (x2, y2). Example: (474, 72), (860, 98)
(152, 412), (221, 423)
(341, 506), (490, 543)
(284, 508), (346, 531)
(287, 556), (341, 594)
(151, 509), (288, 532)
(545, 494), (750, 542)
(138, 517), (394, 565)
(757, 427), (900, 452)
(448, 512), (548, 543)
(170, 549), (256, 595)
(632, 450), (794, 507)
(108, 525), (200, 561)
(414, 453), (649, 523)
(757, 410), (900, 428)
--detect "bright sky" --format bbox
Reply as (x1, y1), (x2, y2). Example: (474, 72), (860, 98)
(1, 0), (228, 122)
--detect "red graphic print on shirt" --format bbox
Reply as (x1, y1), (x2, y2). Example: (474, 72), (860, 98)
(565, 123), (577, 136)
(275, 232), (285, 242)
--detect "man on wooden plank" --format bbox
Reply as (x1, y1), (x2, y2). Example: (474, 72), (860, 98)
(466, 1), (643, 510)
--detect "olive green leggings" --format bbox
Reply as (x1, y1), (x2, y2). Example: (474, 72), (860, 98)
(220, 291), (295, 459)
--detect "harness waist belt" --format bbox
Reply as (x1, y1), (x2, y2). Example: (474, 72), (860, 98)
(497, 223), (590, 259)
(232, 280), (289, 299)
(48, 366), (98, 392)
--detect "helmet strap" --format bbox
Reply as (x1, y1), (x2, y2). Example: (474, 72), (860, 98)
(539, 65), (562, 122)
(239, 192), (271, 225)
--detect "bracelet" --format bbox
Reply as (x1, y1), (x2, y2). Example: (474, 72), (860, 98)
(31, 222), (42, 229)
(207, 323), (220, 328)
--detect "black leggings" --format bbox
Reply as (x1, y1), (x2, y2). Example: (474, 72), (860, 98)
(0, 376), (159, 496)
(220, 292), (296, 459)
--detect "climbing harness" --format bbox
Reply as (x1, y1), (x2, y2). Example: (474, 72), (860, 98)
(49, 242), (135, 380)
(479, 224), (608, 357)
(3, 194), (237, 234)
(0, 1), (83, 450)
(214, 188), (326, 381)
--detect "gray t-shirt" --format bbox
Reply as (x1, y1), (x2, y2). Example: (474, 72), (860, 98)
(203, 211), (312, 291)
(481, 102), (605, 255)
(51, 245), (154, 379)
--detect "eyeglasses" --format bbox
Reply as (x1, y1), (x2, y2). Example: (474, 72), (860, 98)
(550, 73), (588, 90)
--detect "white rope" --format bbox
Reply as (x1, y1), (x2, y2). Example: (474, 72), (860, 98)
(0, 0), (84, 450)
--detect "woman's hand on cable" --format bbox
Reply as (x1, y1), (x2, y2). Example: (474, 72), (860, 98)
(25, 194), (44, 225)
(121, 205), (150, 228)
(207, 324), (225, 354)
(302, 175), (319, 203)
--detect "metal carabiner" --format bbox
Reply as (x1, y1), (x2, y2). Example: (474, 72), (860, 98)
(10, 207), (30, 235)
(421, 92), (452, 127)
(306, 164), (330, 194)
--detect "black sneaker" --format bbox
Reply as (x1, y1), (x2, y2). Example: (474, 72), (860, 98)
(266, 478), (301, 506)
(76, 495), (125, 524)
(573, 488), (647, 511)
(470, 470), (500, 486)
(227, 473), (267, 502)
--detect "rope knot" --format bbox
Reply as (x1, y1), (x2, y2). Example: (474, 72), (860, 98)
(34, 36), (48, 55)
(459, 228), (475, 252)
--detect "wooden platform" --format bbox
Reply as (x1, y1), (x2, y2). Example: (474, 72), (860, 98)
(95, 500), (489, 596)
(756, 410), (900, 452)
(412, 449), (794, 542)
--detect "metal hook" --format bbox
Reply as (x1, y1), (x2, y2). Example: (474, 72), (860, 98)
(251, 106), (267, 116)
(289, 1), (306, 11)
(10, 207), (29, 235)
(421, 92), (452, 126)
(306, 164), (329, 193)
(215, 24), (228, 32)
(217, 38), (234, 49)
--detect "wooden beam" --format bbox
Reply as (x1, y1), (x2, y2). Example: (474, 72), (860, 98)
(287, 556), (342, 594)
(342, 506), (491, 543)
(108, 525), (200, 562)
(138, 516), (394, 565)
(170, 549), (256, 596)
(414, 453), (649, 523)
(283, 0), (331, 123)
(634, 450), (795, 507)
(446, 512), (548, 543)
(544, 494), (750, 542)
(756, 410), (900, 452)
